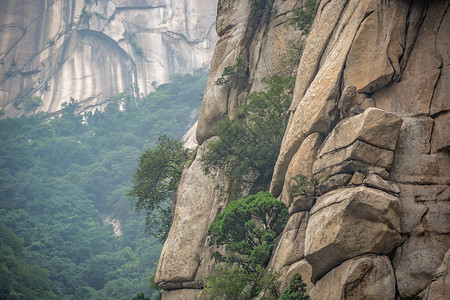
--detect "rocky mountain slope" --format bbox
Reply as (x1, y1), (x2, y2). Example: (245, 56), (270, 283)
(0, 0), (218, 118)
(155, 0), (449, 299)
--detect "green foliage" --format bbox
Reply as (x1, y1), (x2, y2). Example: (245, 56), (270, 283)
(202, 264), (255, 300)
(278, 38), (305, 76)
(23, 96), (42, 110)
(279, 273), (310, 300)
(10, 95), (43, 112)
(128, 135), (191, 241)
(215, 58), (247, 85)
(0, 70), (208, 299)
(81, 7), (93, 20)
(289, 174), (312, 197)
(132, 292), (152, 300)
(203, 266), (281, 300)
(208, 192), (288, 271)
(203, 75), (294, 195)
(0, 222), (59, 299)
(287, 0), (316, 35)
(124, 31), (144, 57)
(205, 192), (287, 299)
(252, 0), (271, 18)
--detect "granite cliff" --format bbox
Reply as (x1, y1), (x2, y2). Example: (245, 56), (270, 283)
(156, 0), (450, 299)
(0, 0), (218, 118)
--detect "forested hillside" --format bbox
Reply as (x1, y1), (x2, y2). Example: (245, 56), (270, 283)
(0, 70), (208, 299)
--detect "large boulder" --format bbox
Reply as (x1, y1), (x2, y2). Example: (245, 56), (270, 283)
(309, 255), (396, 300)
(305, 187), (401, 282)
(316, 108), (403, 157)
(155, 141), (224, 288)
(279, 132), (323, 208)
(312, 140), (394, 175)
(270, 212), (309, 270)
(311, 107), (403, 178)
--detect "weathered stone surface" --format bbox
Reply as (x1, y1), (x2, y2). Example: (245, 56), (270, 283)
(437, 187), (450, 202)
(279, 260), (313, 293)
(312, 140), (394, 175)
(390, 116), (450, 184)
(394, 235), (450, 297)
(425, 202), (450, 234)
(397, 184), (449, 235)
(373, 1), (447, 117)
(288, 0), (349, 111)
(396, 117), (434, 154)
(310, 255), (396, 300)
(431, 66), (450, 116)
(196, 0), (252, 144)
(155, 141), (223, 287)
(363, 173), (400, 195)
(424, 248), (450, 300)
(271, 0), (377, 196)
(0, 0), (218, 118)
(337, 85), (359, 119)
(305, 187), (401, 282)
(361, 97), (375, 110)
(431, 112), (450, 153)
(390, 151), (450, 185)
(279, 132), (323, 205)
(343, 2), (408, 94)
(270, 212), (309, 270)
(313, 160), (389, 183)
(317, 173), (352, 196)
(317, 108), (403, 157)
(289, 196), (315, 214)
(349, 172), (365, 185)
(161, 289), (201, 300)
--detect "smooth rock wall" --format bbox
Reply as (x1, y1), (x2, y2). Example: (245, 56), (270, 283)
(0, 0), (218, 118)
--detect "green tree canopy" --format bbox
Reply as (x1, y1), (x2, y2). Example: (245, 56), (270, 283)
(201, 75), (294, 196)
(205, 192), (287, 299)
(128, 135), (191, 241)
(279, 273), (310, 300)
(208, 192), (288, 272)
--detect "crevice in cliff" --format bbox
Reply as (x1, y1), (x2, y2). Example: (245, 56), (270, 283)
(399, 1), (428, 77)
(428, 4), (448, 121)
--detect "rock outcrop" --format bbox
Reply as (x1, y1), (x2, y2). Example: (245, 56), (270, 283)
(156, 0), (450, 299)
(0, 0), (218, 118)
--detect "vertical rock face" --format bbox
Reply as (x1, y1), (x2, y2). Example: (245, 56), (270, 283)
(156, 0), (450, 299)
(0, 0), (218, 118)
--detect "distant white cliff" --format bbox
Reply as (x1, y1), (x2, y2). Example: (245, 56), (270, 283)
(0, 0), (218, 118)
